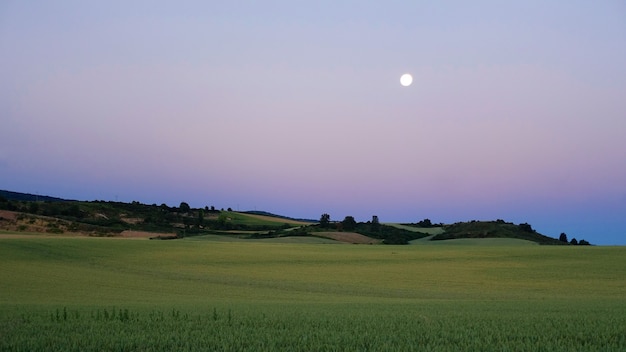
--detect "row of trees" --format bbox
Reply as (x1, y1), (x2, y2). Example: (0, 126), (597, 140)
(319, 213), (380, 231)
(316, 213), (429, 244)
(559, 233), (590, 246)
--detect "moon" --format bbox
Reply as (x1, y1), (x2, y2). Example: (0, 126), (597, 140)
(400, 73), (413, 87)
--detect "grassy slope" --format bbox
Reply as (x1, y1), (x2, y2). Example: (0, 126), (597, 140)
(385, 223), (445, 235)
(223, 211), (310, 226)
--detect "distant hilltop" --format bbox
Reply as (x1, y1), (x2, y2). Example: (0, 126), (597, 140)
(0, 189), (70, 202)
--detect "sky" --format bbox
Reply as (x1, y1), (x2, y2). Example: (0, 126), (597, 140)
(1, 1), (625, 244)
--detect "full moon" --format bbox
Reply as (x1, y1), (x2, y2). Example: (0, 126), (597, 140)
(400, 73), (413, 87)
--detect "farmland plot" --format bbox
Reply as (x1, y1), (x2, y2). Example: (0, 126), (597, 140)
(0, 236), (624, 351)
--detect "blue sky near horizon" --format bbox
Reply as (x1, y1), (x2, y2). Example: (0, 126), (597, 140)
(1, 1), (625, 244)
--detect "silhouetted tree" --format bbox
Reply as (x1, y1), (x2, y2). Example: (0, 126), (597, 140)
(559, 233), (568, 243)
(319, 213), (330, 228)
(342, 216), (357, 231)
(578, 239), (590, 245)
(417, 218), (432, 227)
(570, 238), (578, 245)
(371, 215), (380, 232)
(179, 202), (190, 213)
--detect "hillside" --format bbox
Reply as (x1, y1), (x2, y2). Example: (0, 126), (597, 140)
(432, 220), (565, 245)
(0, 190), (586, 245)
(0, 189), (68, 202)
(0, 194), (299, 237)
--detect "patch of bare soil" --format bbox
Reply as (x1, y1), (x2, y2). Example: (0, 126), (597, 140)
(120, 217), (143, 224)
(0, 210), (18, 221)
(315, 232), (381, 244)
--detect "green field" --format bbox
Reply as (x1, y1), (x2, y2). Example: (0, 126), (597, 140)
(385, 223), (445, 235)
(1, 235), (625, 351)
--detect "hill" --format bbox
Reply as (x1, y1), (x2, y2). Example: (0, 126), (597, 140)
(0, 190), (586, 245)
(432, 220), (564, 245)
(0, 189), (69, 202)
(0, 192), (300, 237)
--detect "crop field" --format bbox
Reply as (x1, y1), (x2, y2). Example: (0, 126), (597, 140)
(1, 235), (625, 351)
(219, 211), (309, 227)
(231, 212), (312, 226)
(386, 223), (445, 235)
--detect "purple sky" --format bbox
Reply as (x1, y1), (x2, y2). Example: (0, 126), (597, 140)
(1, 1), (625, 244)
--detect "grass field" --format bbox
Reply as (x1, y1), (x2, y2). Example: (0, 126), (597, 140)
(385, 223), (445, 235)
(220, 211), (309, 227)
(1, 234), (625, 351)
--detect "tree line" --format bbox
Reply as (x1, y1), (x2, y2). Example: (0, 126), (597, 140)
(559, 233), (590, 246)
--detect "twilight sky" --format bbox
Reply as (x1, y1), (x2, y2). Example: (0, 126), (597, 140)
(1, 1), (625, 244)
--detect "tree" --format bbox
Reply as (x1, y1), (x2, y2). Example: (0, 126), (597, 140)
(179, 202), (190, 213)
(570, 238), (578, 245)
(197, 210), (204, 226)
(342, 216), (357, 231)
(559, 233), (568, 243)
(371, 215), (380, 232)
(417, 218), (432, 227)
(578, 239), (590, 245)
(319, 213), (330, 228)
